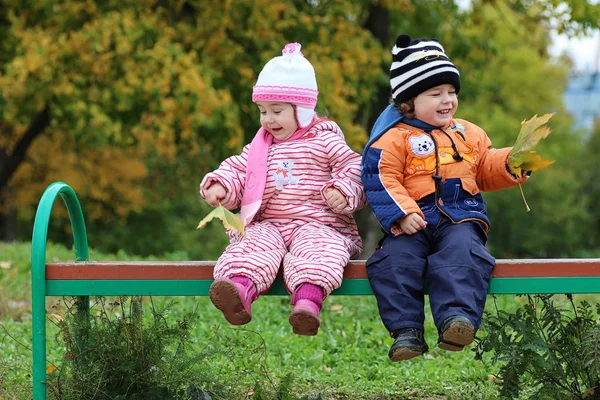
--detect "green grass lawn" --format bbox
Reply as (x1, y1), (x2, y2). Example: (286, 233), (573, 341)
(0, 241), (532, 399)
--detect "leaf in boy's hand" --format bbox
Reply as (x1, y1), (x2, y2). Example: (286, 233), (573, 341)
(197, 205), (245, 234)
(508, 113), (555, 177)
(510, 151), (554, 174)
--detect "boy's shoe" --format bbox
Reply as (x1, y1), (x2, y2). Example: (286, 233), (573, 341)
(438, 316), (475, 351)
(388, 328), (429, 362)
(289, 299), (320, 336)
(209, 278), (253, 325)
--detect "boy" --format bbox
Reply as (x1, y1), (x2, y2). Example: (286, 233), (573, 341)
(361, 34), (529, 361)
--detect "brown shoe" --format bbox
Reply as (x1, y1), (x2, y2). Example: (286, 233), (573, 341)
(438, 316), (475, 351)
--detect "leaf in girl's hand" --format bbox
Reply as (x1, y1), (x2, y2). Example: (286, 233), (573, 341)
(197, 205), (245, 234)
(508, 113), (555, 178)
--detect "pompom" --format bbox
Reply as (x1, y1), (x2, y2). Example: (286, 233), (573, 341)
(282, 42), (303, 56)
(396, 34), (411, 48)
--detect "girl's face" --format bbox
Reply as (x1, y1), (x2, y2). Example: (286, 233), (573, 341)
(413, 84), (458, 127)
(256, 102), (298, 140)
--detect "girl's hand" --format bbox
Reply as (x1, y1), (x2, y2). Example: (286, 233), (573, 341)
(324, 187), (348, 212)
(204, 183), (227, 207)
(398, 213), (427, 235)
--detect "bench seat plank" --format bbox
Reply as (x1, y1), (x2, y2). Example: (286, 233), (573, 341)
(46, 259), (600, 280)
(44, 259), (600, 296)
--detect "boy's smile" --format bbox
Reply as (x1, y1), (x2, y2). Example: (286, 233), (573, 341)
(413, 84), (458, 127)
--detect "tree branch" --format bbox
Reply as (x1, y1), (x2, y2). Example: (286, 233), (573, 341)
(0, 105), (51, 194)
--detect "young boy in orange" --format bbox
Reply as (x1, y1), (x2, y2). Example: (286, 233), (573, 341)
(361, 34), (530, 361)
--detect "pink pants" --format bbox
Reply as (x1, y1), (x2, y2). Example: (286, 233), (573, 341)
(213, 221), (357, 295)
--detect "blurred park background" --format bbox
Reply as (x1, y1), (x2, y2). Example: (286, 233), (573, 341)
(1, 0), (600, 261)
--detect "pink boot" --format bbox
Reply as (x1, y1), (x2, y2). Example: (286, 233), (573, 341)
(209, 276), (257, 325)
(289, 283), (325, 336)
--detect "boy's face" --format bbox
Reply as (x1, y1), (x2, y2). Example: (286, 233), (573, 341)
(413, 84), (458, 127)
(256, 102), (298, 140)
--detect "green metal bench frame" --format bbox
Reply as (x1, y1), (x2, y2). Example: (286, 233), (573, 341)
(31, 182), (600, 400)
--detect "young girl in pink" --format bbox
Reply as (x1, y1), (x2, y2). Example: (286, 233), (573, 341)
(200, 43), (365, 336)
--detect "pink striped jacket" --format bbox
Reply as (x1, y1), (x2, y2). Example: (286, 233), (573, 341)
(200, 120), (366, 252)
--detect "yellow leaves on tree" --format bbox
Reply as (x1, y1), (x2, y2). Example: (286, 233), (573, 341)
(1, 5), (242, 218)
(197, 206), (245, 235)
(509, 113), (555, 178)
(1, 0), (388, 225)
(8, 130), (147, 220)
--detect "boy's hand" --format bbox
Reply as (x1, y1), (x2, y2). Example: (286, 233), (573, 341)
(397, 213), (427, 235)
(506, 162), (532, 180)
(203, 183), (227, 207)
(324, 187), (348, 212)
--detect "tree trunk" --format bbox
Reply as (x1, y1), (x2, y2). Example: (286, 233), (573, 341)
(0, 105), (51, 195)
(355, 3), (392, 257)
(0, 202), (18, 241)
(0, 105), (51, 241)
(363, 2), (393, 131)
(355, 207), (382, 258)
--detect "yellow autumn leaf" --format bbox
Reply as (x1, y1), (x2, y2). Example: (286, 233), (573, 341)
(49, 313), (64, 322)
(328, 304), (343, 312)
(508, 113), (555, 178)
(197, 205), (245, 235)
(46, 365), (56, 373)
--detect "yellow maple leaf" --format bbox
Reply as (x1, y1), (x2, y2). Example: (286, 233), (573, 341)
(197, 205), (245, 235)
(508, 113), (555, 212)
(508, 113), (555, 178)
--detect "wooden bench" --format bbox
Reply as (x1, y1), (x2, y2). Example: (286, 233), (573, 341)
(30, 182), (600, 400)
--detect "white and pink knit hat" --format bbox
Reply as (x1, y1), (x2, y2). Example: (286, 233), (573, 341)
(252, 43), (319, 128)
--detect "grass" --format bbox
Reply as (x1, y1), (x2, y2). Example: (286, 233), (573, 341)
(0, 241), (537, 399)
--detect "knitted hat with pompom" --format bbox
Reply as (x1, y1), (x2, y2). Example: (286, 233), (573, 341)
(252, 43), (319, 128)
(390, 34), (461, 104)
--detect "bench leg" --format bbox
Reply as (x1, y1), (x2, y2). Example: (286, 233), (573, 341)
(32, 277), (46, 400)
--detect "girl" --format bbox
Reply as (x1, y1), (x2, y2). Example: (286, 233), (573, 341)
(200, 43), (365, 336)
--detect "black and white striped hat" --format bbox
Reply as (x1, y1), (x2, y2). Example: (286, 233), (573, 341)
(390, 34), (461, 104)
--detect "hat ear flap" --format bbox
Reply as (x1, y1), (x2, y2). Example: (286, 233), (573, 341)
(396, 34), (411, 48)
(296, 106), (316, 128)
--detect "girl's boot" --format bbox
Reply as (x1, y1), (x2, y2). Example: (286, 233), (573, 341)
(209, 276), (257, 325)
(289, 283), (325, 336)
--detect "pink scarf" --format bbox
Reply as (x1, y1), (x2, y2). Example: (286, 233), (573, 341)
(240, 122), (315, 226)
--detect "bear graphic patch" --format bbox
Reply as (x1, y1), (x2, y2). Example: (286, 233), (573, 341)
(273, 160), (300, 190)
(408, 134), (435, 156)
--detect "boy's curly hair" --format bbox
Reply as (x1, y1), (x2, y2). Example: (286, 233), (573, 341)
(397, 100), (416, 119)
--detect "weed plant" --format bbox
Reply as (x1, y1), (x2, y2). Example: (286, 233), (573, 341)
(48, 296), (303, 399)
(476, 294), (600, 399)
